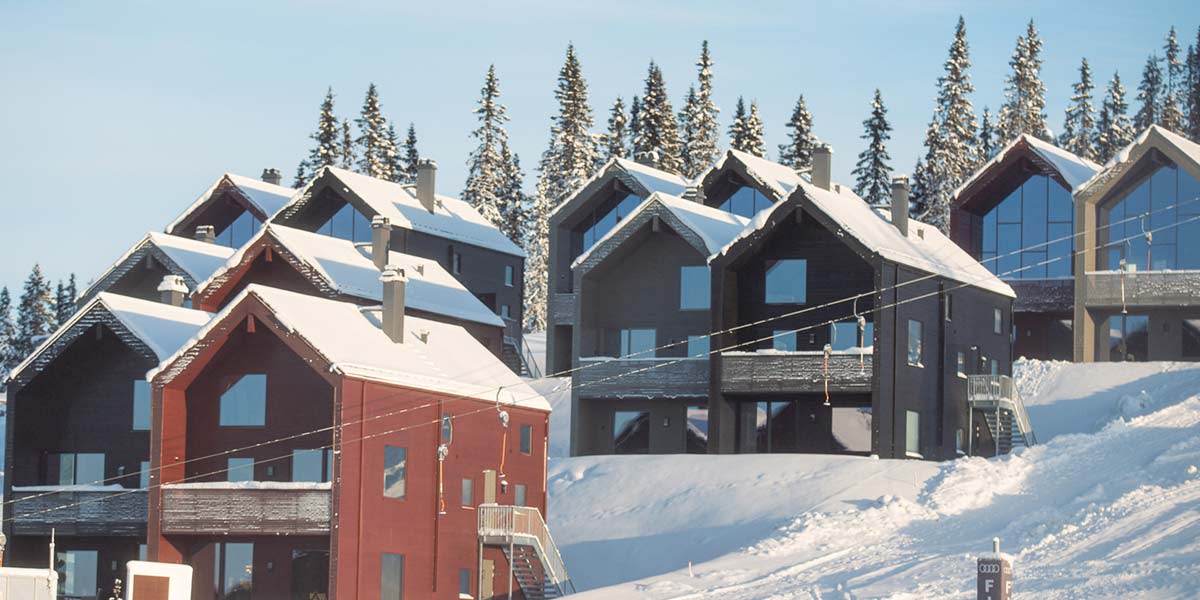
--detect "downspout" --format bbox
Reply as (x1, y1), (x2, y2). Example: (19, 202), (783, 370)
(356, 382), (366, 600)
(891, 262), (900, 459)
(433, 399), (444, 594)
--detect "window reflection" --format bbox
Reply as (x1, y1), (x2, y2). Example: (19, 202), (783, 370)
(217, 211), (263, 248)
(718, 186), (772, 218)
(981, 175), (1073, 279)
(1101, 166), (1200, 271)
(318, 203), (373, 243)
(581, 193), (641, 250)
(613, 411), (650, 454)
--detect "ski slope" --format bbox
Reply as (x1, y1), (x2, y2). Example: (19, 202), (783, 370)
(544, 360), (1200, 598)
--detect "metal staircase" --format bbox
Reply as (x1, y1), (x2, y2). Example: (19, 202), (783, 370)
(967, 374), (1037, 455)
(504, 335), (542, 379)
(479, 504), (574, 599)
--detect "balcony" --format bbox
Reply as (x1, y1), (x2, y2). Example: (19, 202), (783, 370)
(160, 482), (331, 536)
(549, 292), (577, 325)
(575, 356), (709, 398)
(1084, 269), (1200, 308)
(1007, 278), (1074, 313)
(719, 351), (873, 395)
(9, 486), (147, 537)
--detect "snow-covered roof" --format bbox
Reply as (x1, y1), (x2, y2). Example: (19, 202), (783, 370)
(548, 158), (690, 221)
(1078, 125), (1200, 197)
(715, 181), (1015, 298)
(166, 173), (295, 234)
(571, 192), (749, 269)
(7, 292), (211, 384)
(954, 135), (1101, 201)
(78, 232), (235, 306)
(150, 285), (550, 411)
(706, 149), (805, 199)
(197, 224), (503, 327)
(303, 167), (525, 257)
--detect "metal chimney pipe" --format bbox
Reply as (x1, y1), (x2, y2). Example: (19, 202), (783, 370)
(371, 216), (391, 271)
(417, 159), (437, 213)
(381, 266), (407, 343)
(891, 175), (911, 238)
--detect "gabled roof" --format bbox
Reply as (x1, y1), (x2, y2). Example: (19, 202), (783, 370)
(953, 135), (1101, 206)
(149, 285), (549, 410)
(7, 292), (211, 390)
(166, 173), (295, 235)
(78, 232), (236, 305)
(714, 180), (1016, 298)
(282, 167), (525, 257)
(572, 192), (749, 270)
(1076, 125), (1200, 202)
(195, 224), (504, 328)
(548, 158), (690, 223)
(700, 149), (805, 201)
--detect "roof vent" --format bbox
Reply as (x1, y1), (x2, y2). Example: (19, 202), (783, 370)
(195, 225), (216, 244)
(381, 266), (407, 343)
(417, 159), (437, 213)
(157, 275), (189, 307)
(812, 144), (833, 191)
(261, 168), (282, 186)
(890, 175), (911, 238)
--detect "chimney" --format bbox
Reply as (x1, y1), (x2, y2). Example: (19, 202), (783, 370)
(681, 184), (705, 203)
(381, 266), (408, 343)
(891, 175), (911, 238)
(261, 168), (282, 186)
(194, 225), (216, 244)
(416, 159), (437, 213)
(812, 144), (832, 191)
(370, 216), (391, 270)
(157, 275), (188, 307)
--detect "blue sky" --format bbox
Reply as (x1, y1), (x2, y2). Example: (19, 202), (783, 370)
(0, 0), (1196, 298)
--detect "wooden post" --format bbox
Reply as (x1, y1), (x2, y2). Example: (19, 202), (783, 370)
(977, 537), (1011, 600)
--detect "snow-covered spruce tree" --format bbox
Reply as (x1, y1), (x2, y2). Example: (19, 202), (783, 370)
(1096, 71), (1135, 163)
(355, 83), (393, 179)
(978, 107), (998, 161)
(998, 20), (1050, 142)
(1135, 54), (1164, 133)
(852, 89), (893, 206)
(778, 94), (817, 170)
(1162, 27), (1185, 134)
(385, 123), (405, 183)
(1188, 32), (1200, 141)
(525, 44), (599, 333)
(1059, 58), (1098, 161)
(919, 16), (979, 234)
(633, 61), (682, 173)
(13, 264), (56, 364)
(340, 119), (356, 170)
(909, 156), (931, 219)
(295, 87), (341, 187)
(729, 97), (766, 157)
(679, 40), (720, 178)
(400, 123), (420, 184)
(463, 65), (513, 230)
(728, 97), (749, 152)
(0, 286), (15, 375)
(498, 145), (529, 246)
(628, 95), (642, 159)
(605, 97), (628, 160)
(54, 275), (77, 326)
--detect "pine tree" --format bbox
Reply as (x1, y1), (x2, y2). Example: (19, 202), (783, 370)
(679, 41), (720, 178)
(0, 287), (15, 375)
(1059, 58), (1098, 161)
(628, 95), (642, 159)
(1162, 27), (1185, 133)
(632, 61), (682, 173)
(295, 87), (341, 187)
(728, 97), (749, 152)
(778, 94), (817, 170)
(741, 100), (767, 158)
(1187, 27), (1200, 141)
(463, 65), (513, 230)
(910, 156), (931, 218)
(13, 264), (56, 364)
(355, 83), (393, 179)
(998, 20), (1050, 142)
(385, 123), (404, 182)
(1135, 54), (1164, 132)
(498, 145), (529, 246)
(340, 119), (356, 170)
(54, 275), (77, 326)
(919, 16), (980, 234)
(852, 89), (893, 206)
(400, 124), (420, 184)
(1096, 71), (1135, 162)
(525, 44), (600, 333)
(605, 97), (628, 160)
(979, 107), (998, 161)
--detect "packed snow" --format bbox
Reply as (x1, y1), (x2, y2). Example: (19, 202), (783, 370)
(544, 359), (1200, 598)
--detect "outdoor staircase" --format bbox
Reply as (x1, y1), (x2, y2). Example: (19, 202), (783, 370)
(967, 374), (1037, 455)
(479, 504), (574, 599)
(504, 335), (542, 378)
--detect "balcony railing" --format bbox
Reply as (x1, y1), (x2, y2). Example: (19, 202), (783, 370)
(9, 486), (146, 537)
(575, 356), (708, 398)
(1084, 269), (1200, 308)
(160, 483), (331, 535)
(720, 351), (873, 395)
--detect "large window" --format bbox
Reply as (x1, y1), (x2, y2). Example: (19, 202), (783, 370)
(765, 259), (807, 304)
(384, 446), (407, 499)
(581, 193), (642, 249)
(52, 453), (104, 486)
(1101, 165), (1200, 271)
(686, 335), (710, 357)
(982, 174), (1074, 279)
(907, 319), (923, 367)
(318, 203), (372, 243)
(220, 374), (267, 427)
(679, 266), (710, 310)
(613, 411), (650, 454)
(905, 410), (921, 457)
(217, 211), (263, 248)
(133, 380), (151, 431)
(830, 320), (873, 352)
(619, 328), (656, 358)
(773, 330), (797, 351)
(753, 401), (799, 453)
(718, 186), (772, 218)
(227, 457), (254, 482)
(57, 550), (98, 599)
(292, 449), (331, 483)
(381, 553), (404, 600)
(215, 542), (254, 599)
(1108, 314), (1149, 362)
(686, 404), (709, 454)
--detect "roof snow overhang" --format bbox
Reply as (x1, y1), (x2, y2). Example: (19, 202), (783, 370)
(953, 136), (1098, 216)
(1076, 125), (1200, 210)
(698, 149), (804, 207)
(166, 174), (294, 238)
(548, 158), (689, 228)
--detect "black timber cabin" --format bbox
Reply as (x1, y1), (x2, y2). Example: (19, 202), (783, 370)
(706, 148), (1017, 460)
(2, 290), (210, 598)
(270, 161), (533, 374)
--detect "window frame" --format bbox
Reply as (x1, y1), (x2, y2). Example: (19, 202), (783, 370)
(906, 319), (923, 367)
(383, 445), (408, 500)
(504, 264), (515, 287)
(764, 259), (808, 305)
(461, 477), (474, 507)
(227, 457), (254, 482)
(678, 265), (711, 310)
(993, 308), (1003, 335)
(132, 380), (151, 431)
(905, 410), (922, 458)
(514, 483), (528, 507)
(519, 424), (533, 454)
(219, 374), (267, 428)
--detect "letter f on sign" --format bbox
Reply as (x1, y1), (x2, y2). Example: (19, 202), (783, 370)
(985, 580), (994, 592)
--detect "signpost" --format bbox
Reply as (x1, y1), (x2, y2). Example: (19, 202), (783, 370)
(977, 537), (1011, 600)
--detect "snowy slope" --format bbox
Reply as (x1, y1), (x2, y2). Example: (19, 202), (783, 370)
(547, 360), (1200, 598)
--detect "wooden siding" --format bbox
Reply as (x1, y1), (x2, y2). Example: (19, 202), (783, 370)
(160, 487), (331, 535)
(576, 358), (709, 398)
(10, 489), (147, 537)
(719, 353), (872, 394)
